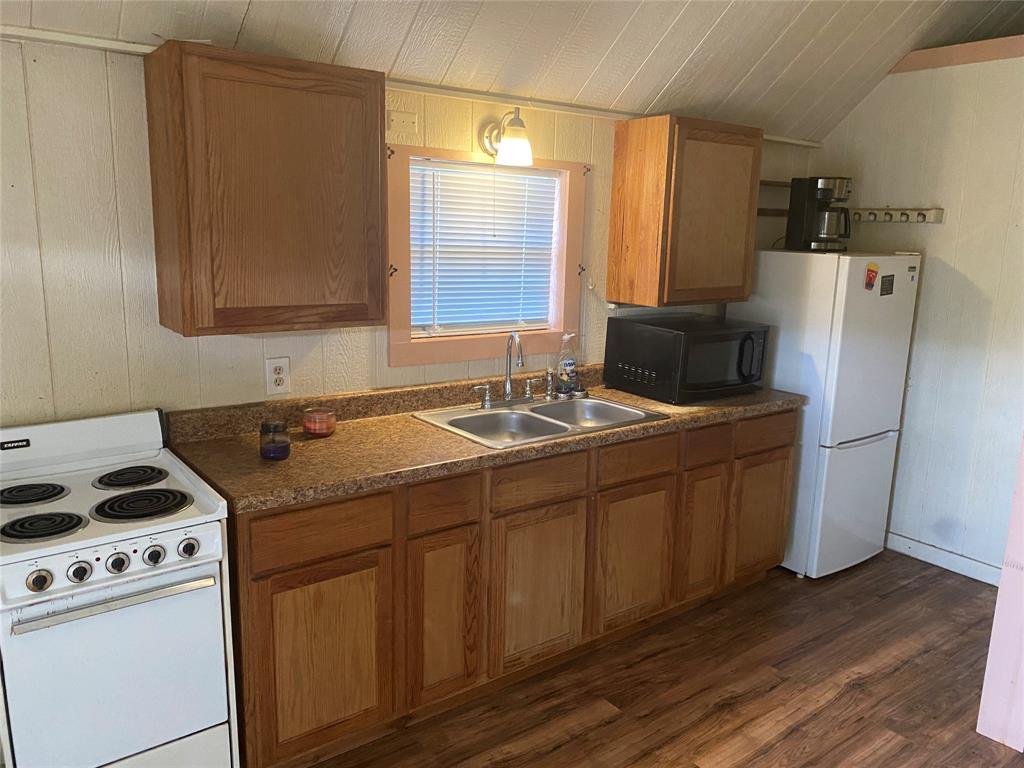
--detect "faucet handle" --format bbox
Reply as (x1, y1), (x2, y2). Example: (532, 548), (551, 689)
(471, 384), (492, 409)
(523, 377), (544, 400)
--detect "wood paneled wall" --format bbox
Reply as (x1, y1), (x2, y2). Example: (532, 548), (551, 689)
(808, 55), (1024, 580)
(0, 40), (618, 426)
(754, 142), (812, 250)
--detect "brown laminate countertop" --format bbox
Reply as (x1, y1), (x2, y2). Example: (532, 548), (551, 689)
(172, 387), (806, 515)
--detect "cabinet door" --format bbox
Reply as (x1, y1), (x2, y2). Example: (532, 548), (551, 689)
(407, 525), (482, 708)
(490, 500), (587, 675)
(248, 549), (392, 766)
(674, 462), (729, 602)
(179, 46), (384, 334)
(595, 476), (675, 633)
(664, 119), (761, 304)
(606, 114), (674, 306)
(724, 447), (794, 584)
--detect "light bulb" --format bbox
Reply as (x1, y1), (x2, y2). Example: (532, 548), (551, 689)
(496, 109), (533, 166)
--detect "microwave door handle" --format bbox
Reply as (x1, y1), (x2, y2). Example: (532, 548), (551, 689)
(737, 334), (755, 382)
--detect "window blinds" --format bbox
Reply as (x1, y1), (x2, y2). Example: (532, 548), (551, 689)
(409, 158), (561, 337)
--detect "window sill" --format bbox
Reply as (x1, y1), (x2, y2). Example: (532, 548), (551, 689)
(388, 328), (568, 367)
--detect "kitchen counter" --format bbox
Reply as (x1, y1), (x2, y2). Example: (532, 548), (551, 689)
(171, 387), (806, 514)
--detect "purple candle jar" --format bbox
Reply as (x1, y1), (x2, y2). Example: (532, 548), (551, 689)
(259, 421), (291, 460)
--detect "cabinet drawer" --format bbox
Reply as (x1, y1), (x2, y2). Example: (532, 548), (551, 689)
(734, 411), (798, 457)
(683, 424), (734, 468)
(408, 473), (482, 537)
(491, 453), (588, 514)
(249, 493), (393, 575)
(598, 434), (679, 487)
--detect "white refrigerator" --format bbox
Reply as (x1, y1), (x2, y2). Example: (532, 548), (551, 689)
(729, 250), (921, 578)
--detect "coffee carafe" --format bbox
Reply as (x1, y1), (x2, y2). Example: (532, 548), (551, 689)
(785, 176), (853, 251)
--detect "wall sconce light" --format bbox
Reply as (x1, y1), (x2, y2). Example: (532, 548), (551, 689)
(480, 107), (533, 166)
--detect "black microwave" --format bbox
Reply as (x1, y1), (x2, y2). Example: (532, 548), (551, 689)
(603, 313), (768, 404)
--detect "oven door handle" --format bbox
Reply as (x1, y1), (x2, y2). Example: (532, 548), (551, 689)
(10, 576), (217, 636)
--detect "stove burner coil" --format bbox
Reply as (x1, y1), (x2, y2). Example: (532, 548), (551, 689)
(91, 489), (192, 522)
(93, 465), (169, 490)
(1, 512), (86, 542)
(0, 483), (70, 506)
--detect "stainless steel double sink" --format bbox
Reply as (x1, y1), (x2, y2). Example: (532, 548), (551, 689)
(414, 396), (668, 449)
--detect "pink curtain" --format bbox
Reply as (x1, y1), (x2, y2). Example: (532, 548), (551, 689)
(978, 437), (1024, 751)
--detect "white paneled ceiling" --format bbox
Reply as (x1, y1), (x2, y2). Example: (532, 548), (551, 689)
(3, 0), (1023, 140)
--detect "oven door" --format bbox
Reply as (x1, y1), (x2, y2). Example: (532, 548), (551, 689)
(1, 562), (228, 768)
(679, 330), (765, 399)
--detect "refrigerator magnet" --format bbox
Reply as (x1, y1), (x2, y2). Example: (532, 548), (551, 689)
(865, 262), (879, 290)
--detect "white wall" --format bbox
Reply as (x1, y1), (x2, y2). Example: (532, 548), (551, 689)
(809, 55), (1024, 579)
(755, 142), (812, 250)
(0, 41), (619, 426)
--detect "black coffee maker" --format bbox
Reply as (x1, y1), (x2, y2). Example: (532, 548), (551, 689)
(785, 176), (853, 251)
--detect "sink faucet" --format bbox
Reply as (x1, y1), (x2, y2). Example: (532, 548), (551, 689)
(503, 332), (524, 400)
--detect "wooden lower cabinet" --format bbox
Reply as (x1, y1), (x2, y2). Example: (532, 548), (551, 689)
(246, 548), (393, 766)
(489, 499), (587, 675)
(407, 524), (482, 707)
(594, 476), (676, 633)
(232, 412), (799, 768)
(675, 462), (730, 601)
(724, 446), (794, 584)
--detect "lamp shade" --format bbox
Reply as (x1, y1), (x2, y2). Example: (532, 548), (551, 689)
(496, 111), (533, 166)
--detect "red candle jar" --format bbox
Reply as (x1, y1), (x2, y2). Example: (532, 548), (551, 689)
(303, 407), (336, 438)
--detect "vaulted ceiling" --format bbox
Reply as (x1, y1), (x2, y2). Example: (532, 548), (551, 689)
(3, 0), (1022, 140)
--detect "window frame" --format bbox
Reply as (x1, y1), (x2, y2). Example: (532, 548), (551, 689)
(387, 145), (586, 367)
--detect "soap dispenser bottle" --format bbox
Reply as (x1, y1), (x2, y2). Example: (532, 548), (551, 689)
(555, 332), (581, 399)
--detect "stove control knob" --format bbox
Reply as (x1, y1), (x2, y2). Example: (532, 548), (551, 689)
(178, 538), (199, 559)
(27, 569), (53, 592)
(143, 545), (166, 566)
(67, 561), (92, 583)
(106, 553), (130, 574)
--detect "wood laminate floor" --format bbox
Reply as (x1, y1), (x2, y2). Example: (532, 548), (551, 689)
(327, 552), (1022, 768)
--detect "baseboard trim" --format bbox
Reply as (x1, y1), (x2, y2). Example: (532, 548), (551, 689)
(886, 533), (1001, 586)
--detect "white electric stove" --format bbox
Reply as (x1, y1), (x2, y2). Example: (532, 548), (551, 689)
(0, 410), (237, 768)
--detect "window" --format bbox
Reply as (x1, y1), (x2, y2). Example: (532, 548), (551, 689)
(409, 160), (560, 338)
(388, 146), (586, 367)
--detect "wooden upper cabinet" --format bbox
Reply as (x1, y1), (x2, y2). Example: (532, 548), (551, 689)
(144, 42), (386, 336)
(607, 115), (762, 307)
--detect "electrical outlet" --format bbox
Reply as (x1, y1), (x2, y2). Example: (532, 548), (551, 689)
(265, 357), (291, 395)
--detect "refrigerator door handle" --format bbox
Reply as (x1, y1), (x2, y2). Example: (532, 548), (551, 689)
(830, 431), (896, 450)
